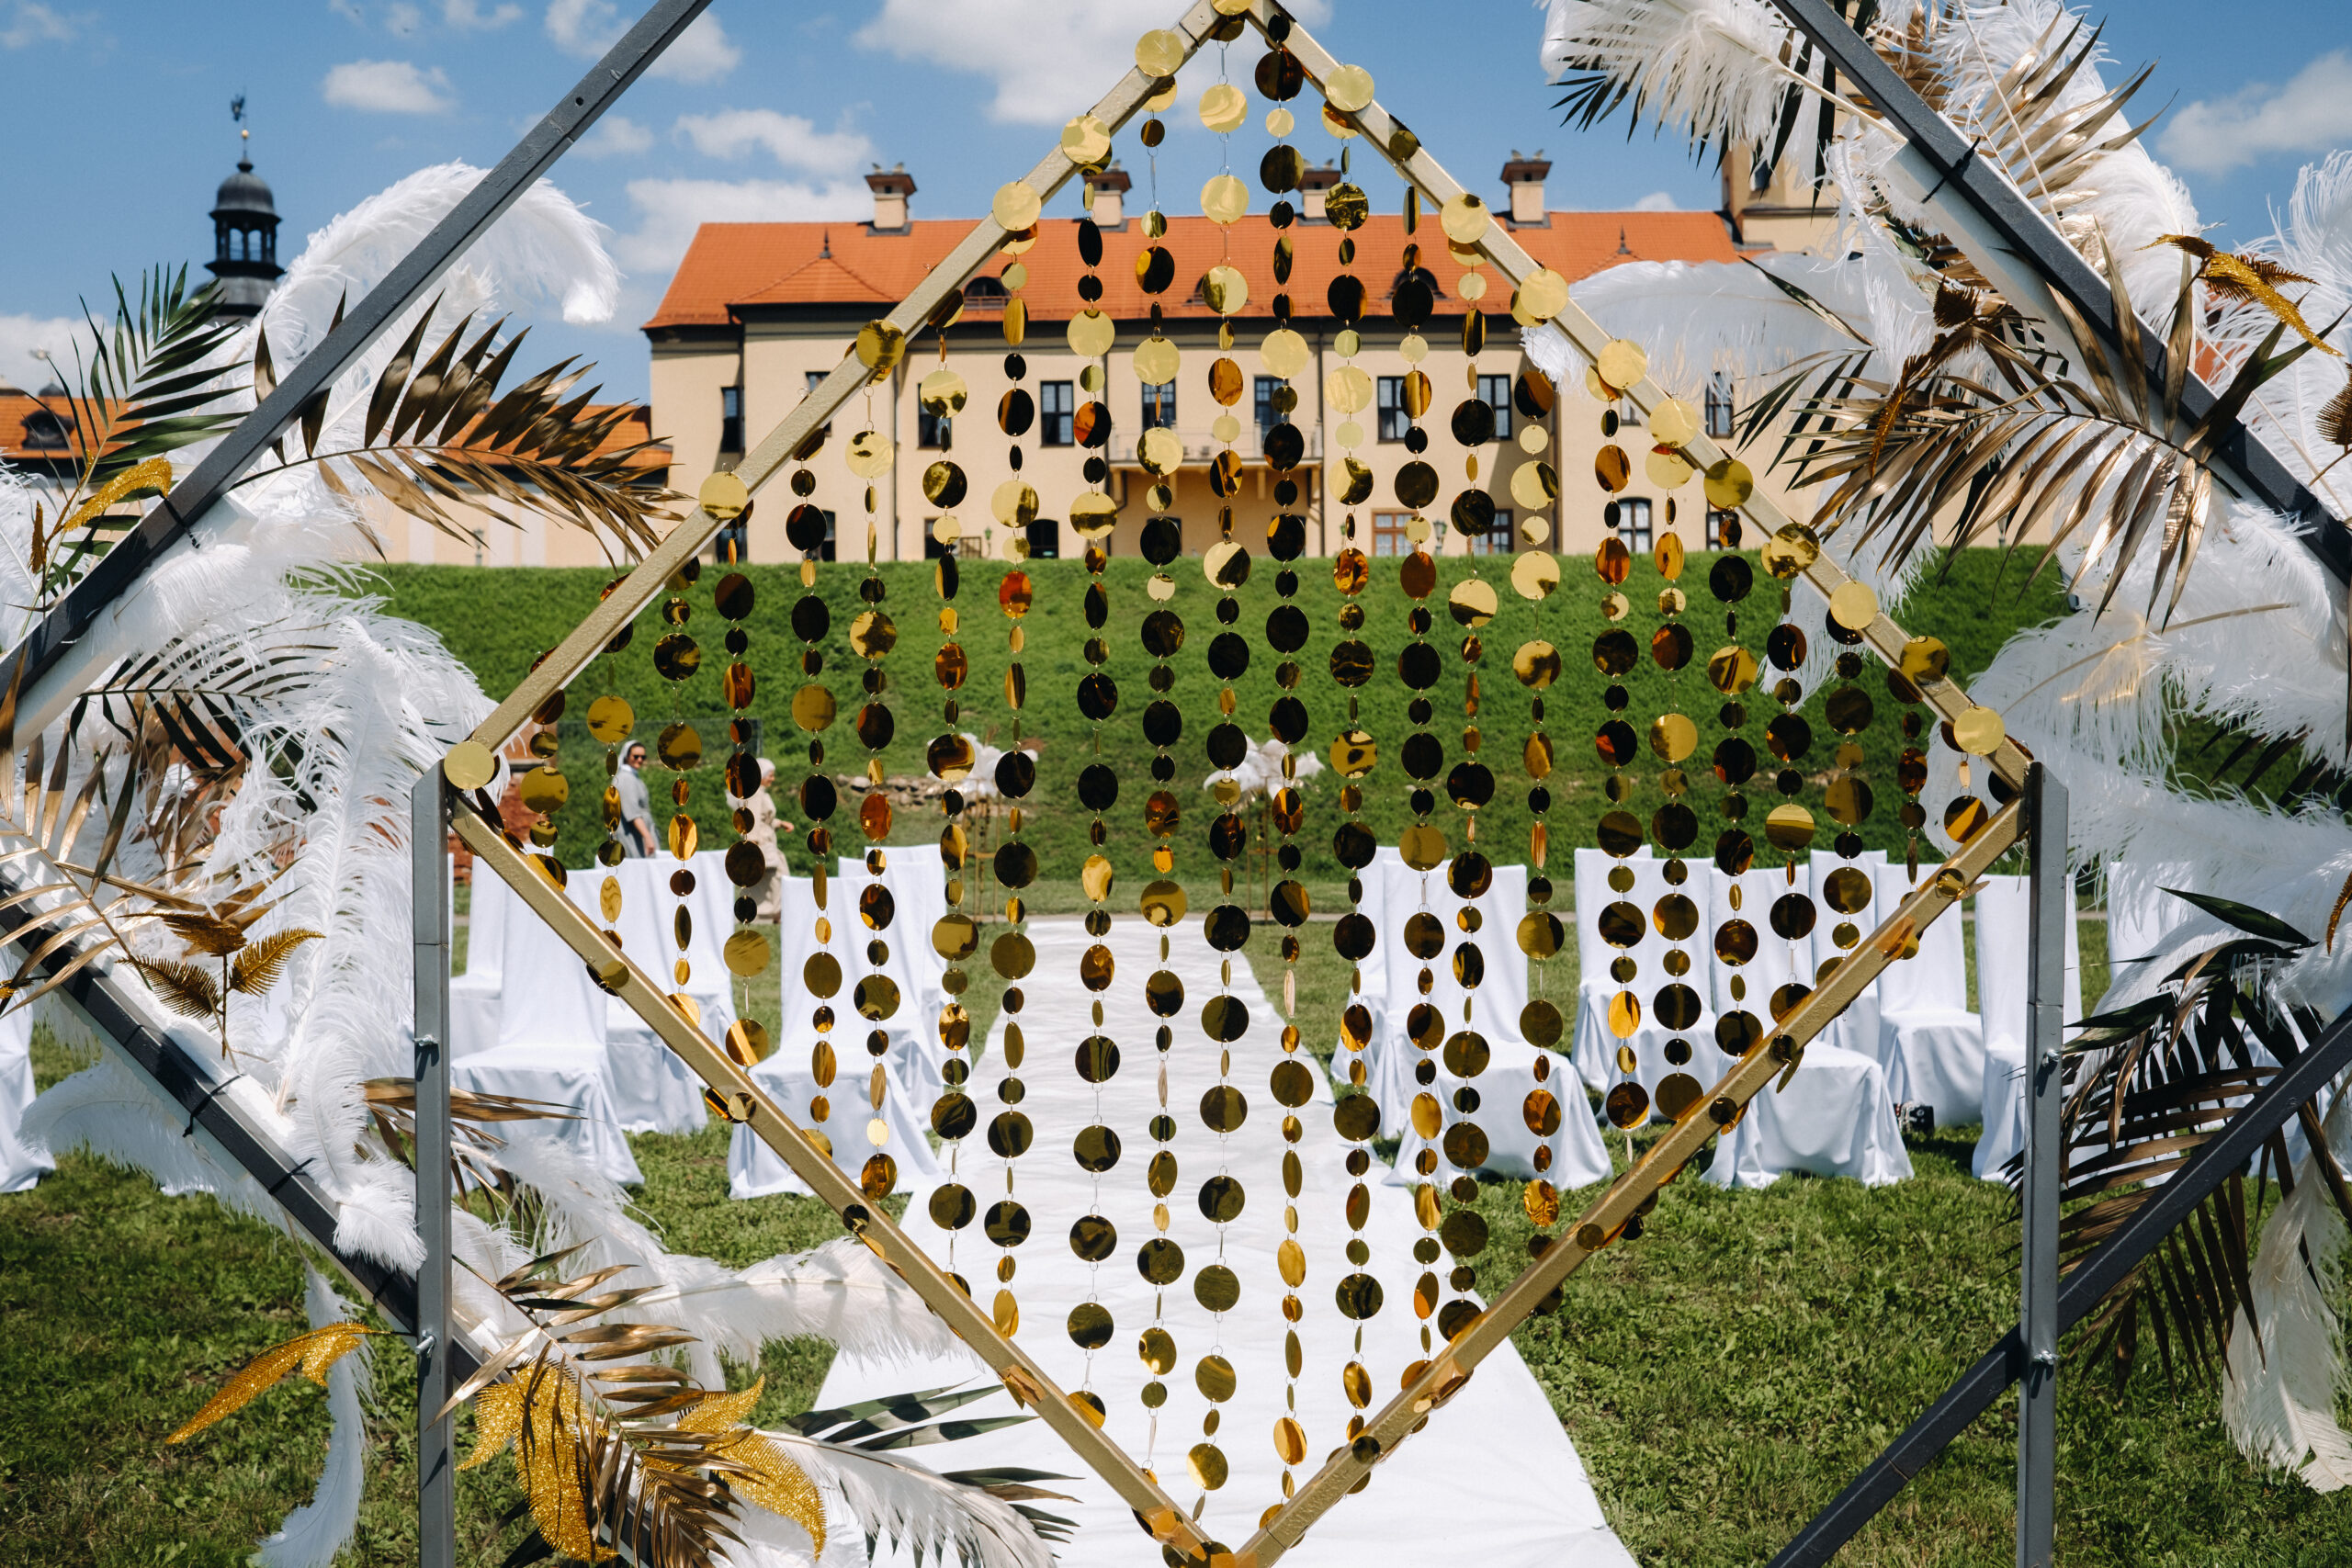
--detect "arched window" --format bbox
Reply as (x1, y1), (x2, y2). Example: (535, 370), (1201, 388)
(21, 409), (73, 449)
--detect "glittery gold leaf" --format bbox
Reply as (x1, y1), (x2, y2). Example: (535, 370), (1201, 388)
(461, 1379), (525, 1470)
(720, 1431), (828, 1557)
(165, 1322), (378, 1443)
(676, 1376), (766, 1435)
(2154, 234), (2341, 356)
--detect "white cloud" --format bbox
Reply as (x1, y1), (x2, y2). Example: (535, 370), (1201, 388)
(385, 0), (421, 34)
(0, 313), (81, 392)
(577, 113), (654, 158)
(614, 176), (870, 273)
(322, 59), (456, 114)
(853, 0), (1328, 126)
(2157, 51), (2352, 178)
(1633, 191), (1679, 211)
(674, 108), (873, 178)
(443, 0), (520, 28)
(329, 0), (363, 24)
(1, 2), (75, 48)
(546, 0), (738, 81)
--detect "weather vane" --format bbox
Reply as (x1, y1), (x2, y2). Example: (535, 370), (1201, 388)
(231, 92), (248, 155)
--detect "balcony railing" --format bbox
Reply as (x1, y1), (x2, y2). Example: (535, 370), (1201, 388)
(1108, 424), (1325, 468)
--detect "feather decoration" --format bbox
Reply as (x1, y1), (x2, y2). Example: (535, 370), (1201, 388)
(1541, 0), (1807, 156)
(255, 1269), (376, 1568)
(2223, 1122), (2352, 1491)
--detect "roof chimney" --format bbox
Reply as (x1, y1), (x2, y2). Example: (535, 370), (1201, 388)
(1297, 162), (1341, 223)
(865, 164), (914, 234)
(1500, 152), (1551, 228)
(1083, 163), (1131, 230)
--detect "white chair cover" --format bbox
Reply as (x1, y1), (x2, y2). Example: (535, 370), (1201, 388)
(1702, 862), (1912, 1188)
(457, 870), (641, 1184)
(1808, 851), (1887, 1061)
(1586, 854), (1718, 1119)
(1870, 858), (1985, 1125)
(0, 1005), (51, 1191)
(1375, 857), (1611, 1190)
(449, 865), (513, 1058)
(567, 866), (709, 1136)
(497, 877), (608, 1053)
(727, 1036), (944, 1198)
(1971, 874), (2084, 1180)
(1569, 846), (1654, 1090)
(1706, 1040), (1915, 1188)
(833, 854), (949, 1087)
(1332, 845), (1402, 1092)
(455, 1044), (644, 1187)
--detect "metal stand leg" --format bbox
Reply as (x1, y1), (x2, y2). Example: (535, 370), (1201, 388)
(412, 771), (455, 1568)
(2019, 763), (2066, 1568)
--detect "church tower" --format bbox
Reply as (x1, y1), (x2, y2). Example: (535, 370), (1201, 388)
(207, 123), (282, 318)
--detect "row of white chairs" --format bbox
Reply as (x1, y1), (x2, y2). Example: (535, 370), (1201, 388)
(1568, 847), (2106, 1184)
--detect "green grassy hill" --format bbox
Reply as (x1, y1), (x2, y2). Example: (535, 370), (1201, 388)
(375, 548), (2068, 901)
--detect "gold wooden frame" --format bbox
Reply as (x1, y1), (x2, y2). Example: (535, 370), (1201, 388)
(447, 4), (2037, 1562)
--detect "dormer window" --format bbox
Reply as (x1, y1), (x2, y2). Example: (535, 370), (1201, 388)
(962, 276), (1008, 303)
(1389, 265), (1442, 299)
(21, 409), (72, 450)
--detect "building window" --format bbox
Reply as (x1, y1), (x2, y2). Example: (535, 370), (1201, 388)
(1464, 507), (1511, 556)
(962, 275), (1007, 303)
(956, 534), (988, 560)
(1026, 518), (1060, 559)
(1371, 512), (1414, 557)
(1477, 374), (1512, 441)
(919, 407), (952, 448)
(1254, 376), (1283, 435)
(1706, 508), (1744, 549)
(718, 386), (743, 453)
(1612, 497), (1653, 554)
(1140, 382), (1176, 429)
(804, 370), (831, 442)
(1040, 380), (1075, 446)
(1376, 377), (1412, 442)
(1705, 374), (1736, 439)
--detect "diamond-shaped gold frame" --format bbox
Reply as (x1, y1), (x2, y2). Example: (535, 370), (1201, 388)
(447, 4), (2032, 1561)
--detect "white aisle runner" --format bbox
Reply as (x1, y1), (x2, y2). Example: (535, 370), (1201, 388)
(813, 919), (1632, 1568)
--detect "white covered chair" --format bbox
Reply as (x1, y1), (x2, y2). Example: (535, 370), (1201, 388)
(448, 864), (513, 1058)
(568, 863), (710, 1136)
(1331, 844), (1401, 1094)
(1376, 857), (1611, 1190)
(0, 1005), (51, 1191)
(832, 854), (949, 1087)
(1870, 858), (1986, 1127)
(730, 874), (941, 1199)
(1971, 874), (2084, 1180)
(1586, 853), (1718, 1120)
(1569, 846), (1645, 1091)
(1703, 863), (1912, 1189)
(454, 874), (642, 1186)
(1808, 851), (1887, 1061)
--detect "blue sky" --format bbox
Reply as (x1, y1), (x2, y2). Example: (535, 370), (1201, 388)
(2, 0), (2346, 403)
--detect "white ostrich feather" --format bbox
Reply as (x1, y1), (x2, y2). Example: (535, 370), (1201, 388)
(1540, 0), (1799, 152)
(255, 1269), (374, 1568)
(2224, 1097), (2352, 1492)
(772, 1427), (1053, 1568)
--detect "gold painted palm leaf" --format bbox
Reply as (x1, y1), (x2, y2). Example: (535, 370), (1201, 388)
(164, 1322), (379, 1443)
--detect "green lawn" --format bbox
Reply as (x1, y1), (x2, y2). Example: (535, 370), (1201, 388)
(5, 888), (2339, 1566)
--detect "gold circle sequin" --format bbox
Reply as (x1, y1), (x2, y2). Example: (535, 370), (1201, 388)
(1133, 335), (1179, 385)
(698, 470), (748, 521)
(1066, 309), (1115, 357)
(1647, 398), (1699, 446)
(1703, 457), (1755, 508)
(1519, 267), (1569, 322)
(1828, 581), (1879, 630)
(1198, 82), (1248, 133)
(845, 429), (894, 479)
(991, 181), (1041, 231)
(1439, 193), (1490, 245)
(1135, 28), (1184, 75)
(1260, 327), (1310, 379)
(1324, 62), (1374, 111)
(1954, 706), (2006, 755)
(443, 739), (497, 791)
(1203, 264), (1250, 315)
(1596, 339), (1647, 391)
(1202, 174), (1250, 225)
(1060, 113), (1112, 164)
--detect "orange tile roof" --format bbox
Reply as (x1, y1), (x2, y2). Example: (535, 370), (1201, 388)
(644, 210), (1737, 331)
(0, 392), (667, 471)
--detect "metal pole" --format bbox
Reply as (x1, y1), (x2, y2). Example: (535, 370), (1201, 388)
(411, 769), (454, 1568)
(2019, 764), (2066, 1567)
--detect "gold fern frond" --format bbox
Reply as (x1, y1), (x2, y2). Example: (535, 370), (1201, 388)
(162, 911), (245, 956)
(2154, 234), (2342, 356)
(228, 926), (321, 995)
(132, 956), (220, 1020)
(165, 1323), (379, 1443)
(2319, 369), (2352, 450)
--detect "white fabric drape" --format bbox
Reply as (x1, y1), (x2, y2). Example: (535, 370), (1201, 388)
(1971, 874), (2085, 1180)
(833, 854), (949, 1087)
(1871, 858), (1987, 1125)
(448, 864), (511, 1058)
(1375, 857), (1611, 1189)
(0, 1006), (52, 1191)
(1808, 851), (1887, 1060)
(1580, 852), (1721, 1119)
(568, 863), (710, 1136)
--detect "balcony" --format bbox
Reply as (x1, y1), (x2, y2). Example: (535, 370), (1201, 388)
(1108, 424), (1325, 468)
